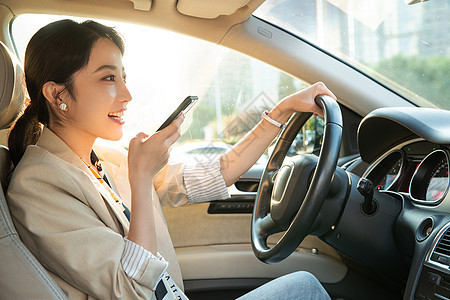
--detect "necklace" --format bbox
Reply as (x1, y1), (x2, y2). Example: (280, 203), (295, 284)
(80, 153), (131, 221)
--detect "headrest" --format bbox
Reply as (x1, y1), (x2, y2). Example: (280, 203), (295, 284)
(0, 41), (26, 130)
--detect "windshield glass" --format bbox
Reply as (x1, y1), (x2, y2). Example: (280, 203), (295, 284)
(12, 14), (324, 163)
(254, 0), (450, 109)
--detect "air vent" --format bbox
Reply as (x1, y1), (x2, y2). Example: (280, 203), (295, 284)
(435, 230), (450, 257)
(430, 227), (450, 267)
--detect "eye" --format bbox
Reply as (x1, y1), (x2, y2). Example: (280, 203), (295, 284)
(103, 75), (116, 81)
(122, 74), (127, 84)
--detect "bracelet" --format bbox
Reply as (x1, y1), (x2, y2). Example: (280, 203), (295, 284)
(261, 110), (286, 130)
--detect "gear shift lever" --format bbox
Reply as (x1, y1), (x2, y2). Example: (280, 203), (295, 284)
(357, 178), (377, 215)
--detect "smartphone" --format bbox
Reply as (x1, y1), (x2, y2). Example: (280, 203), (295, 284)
(157, 96), (198, 131)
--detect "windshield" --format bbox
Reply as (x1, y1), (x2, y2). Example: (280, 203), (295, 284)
(254, 0), (450, 109)
(12, 14), (324, 162)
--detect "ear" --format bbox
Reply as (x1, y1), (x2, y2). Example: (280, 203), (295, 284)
(42, 81), (65, 109)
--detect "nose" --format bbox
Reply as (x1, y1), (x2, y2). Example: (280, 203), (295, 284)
(120, 79), (132, 103)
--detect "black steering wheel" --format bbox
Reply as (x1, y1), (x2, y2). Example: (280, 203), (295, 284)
(252, 95), (343, 264)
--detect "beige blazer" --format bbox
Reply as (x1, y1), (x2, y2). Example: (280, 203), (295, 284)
(7, 128), (188, 299)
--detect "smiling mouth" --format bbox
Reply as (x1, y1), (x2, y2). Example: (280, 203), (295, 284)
(108, 110), (125, 122)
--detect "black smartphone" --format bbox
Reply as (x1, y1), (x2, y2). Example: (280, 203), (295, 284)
(157, 96), (198, 131)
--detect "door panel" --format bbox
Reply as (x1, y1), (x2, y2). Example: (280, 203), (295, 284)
(163, 186), (346, 283)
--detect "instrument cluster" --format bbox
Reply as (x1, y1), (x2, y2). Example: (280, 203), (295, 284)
(363, 141), (450, 205)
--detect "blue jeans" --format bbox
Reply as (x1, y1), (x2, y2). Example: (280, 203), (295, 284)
(237, 271), (331, 300)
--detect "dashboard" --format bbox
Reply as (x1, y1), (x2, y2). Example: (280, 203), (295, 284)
(353, 107), (450, 300)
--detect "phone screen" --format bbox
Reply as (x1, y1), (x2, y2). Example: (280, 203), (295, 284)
(157, 96), (198, 131)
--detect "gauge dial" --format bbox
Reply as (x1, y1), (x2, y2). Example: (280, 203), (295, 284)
(410, 150), (450, 204)
(425, 157), (449, 202)
(364, 150), (404, 191)
(377, 158), (402, 190)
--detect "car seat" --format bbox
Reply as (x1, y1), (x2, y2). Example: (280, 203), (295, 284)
(0, 41), (68, 299)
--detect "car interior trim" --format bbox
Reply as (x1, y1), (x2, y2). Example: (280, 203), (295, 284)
(130, 0), (152, 11)
(177, 0), (253, 19)
(175, 244), (347, 284)
(358, 107), (450, 163)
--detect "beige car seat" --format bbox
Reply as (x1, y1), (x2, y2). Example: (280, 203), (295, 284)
(0, 41), (68, 299)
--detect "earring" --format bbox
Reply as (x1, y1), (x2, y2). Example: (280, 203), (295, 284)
(59, 102), (68, 111)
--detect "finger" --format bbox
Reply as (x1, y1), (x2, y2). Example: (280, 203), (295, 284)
(170, 112), (185, 129)
(130, 132), (149, 146)
(164, 113), (184, 143)
(158, 113), (185, 137)
(164, 127), (182, 146)
(308, 101), (324, 117)
(312, 105), (324, 117)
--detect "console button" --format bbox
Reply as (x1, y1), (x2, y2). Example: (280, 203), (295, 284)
(427, 272), (441, 285)
(437, 255), (448, 264)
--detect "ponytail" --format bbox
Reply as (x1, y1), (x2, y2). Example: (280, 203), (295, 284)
(8, 102), (44, 166)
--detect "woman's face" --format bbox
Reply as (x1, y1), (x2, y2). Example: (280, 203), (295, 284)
(62, 38), (131, 141)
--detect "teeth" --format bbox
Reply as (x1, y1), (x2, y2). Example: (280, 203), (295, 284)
(109, 111), (124, 117)
(108, 111), (124, 120)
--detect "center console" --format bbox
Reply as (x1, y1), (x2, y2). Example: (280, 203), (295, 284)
(415, 222), (450, 300)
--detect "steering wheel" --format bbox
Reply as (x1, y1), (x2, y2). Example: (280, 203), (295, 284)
(252, 95), (342, 264)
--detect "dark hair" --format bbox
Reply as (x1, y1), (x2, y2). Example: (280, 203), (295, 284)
(8, 19), (124, 166)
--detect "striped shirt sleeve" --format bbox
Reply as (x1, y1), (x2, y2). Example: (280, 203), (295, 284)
(121, 238), (168, 290)
(183, 158), (230, 204)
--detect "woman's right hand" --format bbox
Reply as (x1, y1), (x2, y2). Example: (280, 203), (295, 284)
(127, 113), (184, 188)
(127, 114), (183, 254)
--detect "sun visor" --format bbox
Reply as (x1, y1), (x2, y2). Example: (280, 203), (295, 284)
(358, 107), (450, 163)
(177, 0), (251, 18)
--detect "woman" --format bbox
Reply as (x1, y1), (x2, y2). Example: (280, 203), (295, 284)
(7, 19), (334, 299)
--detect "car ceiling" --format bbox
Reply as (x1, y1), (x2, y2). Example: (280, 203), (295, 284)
(1, 0), (264, 43)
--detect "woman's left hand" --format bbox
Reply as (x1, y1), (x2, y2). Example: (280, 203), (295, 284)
(276, 82), (336, 119)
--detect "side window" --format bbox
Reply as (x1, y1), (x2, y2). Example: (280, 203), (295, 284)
(11, 14), (323, 164)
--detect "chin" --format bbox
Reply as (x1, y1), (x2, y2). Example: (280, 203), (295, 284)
(102, 131), (123, 141)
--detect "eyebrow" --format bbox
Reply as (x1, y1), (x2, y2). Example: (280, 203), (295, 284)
(94, 65), (126, 73)
(94, 65), (117, 73)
